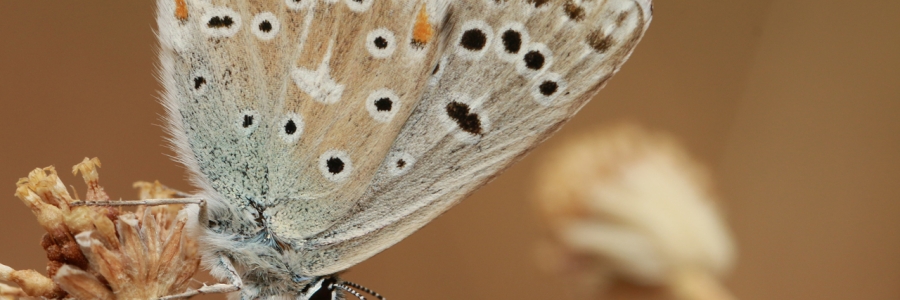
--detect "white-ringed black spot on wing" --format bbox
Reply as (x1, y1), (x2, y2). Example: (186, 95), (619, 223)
(460, 29), (487, 50)
(524, 51), (545, 70)
(375, 37), (388, 48)
(278, 113), (304, 143)
(237, 110), (260, 136)
(365, 28), (396, 58)
(200, 7), (241, 37)
(207, 16), (233, 28)
(501, 30), (522, 53)
(495, 23), (530, 62)
(285, 0), (313, 11)
(375, 98), (391, 111)
(251, 12), (280, 41)
(344, 0), (373, 12)
(531, 72), (567, 106)
(327, 157), (343, 174)
(515, 43), (554, 77)
(318, 150), (353, 182)
(455, 20), (493, 60)
(285, 120), (297, 134)
(386, 151), (416, 176)
(438, 93), (491, 143)
(446, 102), (482, 135)
(539, 81), (558, 95)
(365, 88), (400, 123)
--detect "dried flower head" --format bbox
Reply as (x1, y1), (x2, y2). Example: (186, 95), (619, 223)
(2, 158), (200, 299)
(534, 124), (736, 300)
(0, 282), (27, 300)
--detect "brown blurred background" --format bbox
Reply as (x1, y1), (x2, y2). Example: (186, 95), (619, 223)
(1, 1), (898, 299)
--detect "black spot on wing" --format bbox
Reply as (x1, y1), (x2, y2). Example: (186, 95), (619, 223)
(524, 50), (546, 70)
(460, 29), (488, 50)
(326, 157), (345, 174)
(501, 30), (522, 54)
(446, 101), (482, 135)
(207, 16), (234, 28)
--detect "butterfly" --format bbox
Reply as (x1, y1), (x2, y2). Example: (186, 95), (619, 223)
(153, 0), (652, 298)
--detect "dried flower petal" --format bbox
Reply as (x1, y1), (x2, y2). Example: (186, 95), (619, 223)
(0, 263), (63, 299)
(54, 266), (114, 300)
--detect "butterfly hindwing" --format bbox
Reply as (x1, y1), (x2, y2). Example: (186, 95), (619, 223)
(299, 0), (653, 275)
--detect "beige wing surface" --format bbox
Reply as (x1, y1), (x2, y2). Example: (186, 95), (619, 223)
(157, 0), (447, 262)
(298, 0), (654, 276)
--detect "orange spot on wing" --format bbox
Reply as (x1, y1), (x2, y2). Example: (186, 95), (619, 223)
(411, 5), (434, 48)
(175, 0), (189, 21)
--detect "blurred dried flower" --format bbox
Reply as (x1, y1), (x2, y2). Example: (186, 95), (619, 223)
(2, 158), (200, 299)
(534, 124), (736, 300)
(0, 282), (28, 300)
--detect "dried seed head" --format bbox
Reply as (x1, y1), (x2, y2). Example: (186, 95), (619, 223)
(534, 124), (735, 299)
(4, 158), (200, 299)
(0, 282), (27, 300)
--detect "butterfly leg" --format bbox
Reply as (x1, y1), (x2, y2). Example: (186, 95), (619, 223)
(158, 254), (243, 299)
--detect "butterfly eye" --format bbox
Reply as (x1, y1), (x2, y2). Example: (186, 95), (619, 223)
(387, 152), (416, 176)
(494, 23), (530, 62)
(365, 28), (396, 58)
(200, 7), (241, 38)
(365, 89), (400, 123)
(318, 150), (353, 182)
(515, 43), (554, 77)
(251, 12), (280, 41)
(278, 113), (304, 143)
(237, 110), (259, 135)
(531, 73), (567, 106)
(456, 20), (493, 60)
